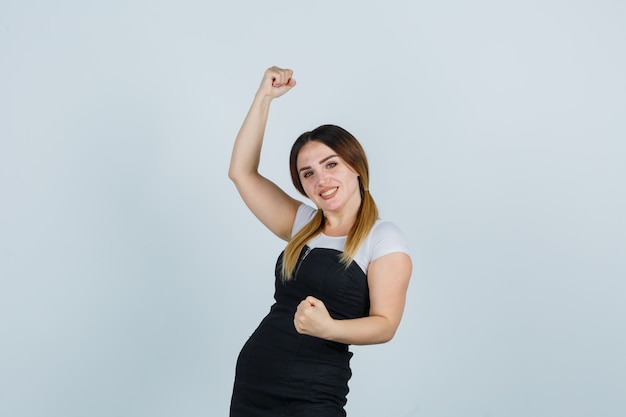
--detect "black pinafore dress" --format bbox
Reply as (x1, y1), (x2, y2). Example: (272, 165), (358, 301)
(230, 245), (369, 417)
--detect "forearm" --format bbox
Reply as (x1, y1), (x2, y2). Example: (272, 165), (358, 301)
(326, 315), (398, 346)
(295, 295), (404, 346)
(229, 67), (295, 182)
(228, 93), (273, 181)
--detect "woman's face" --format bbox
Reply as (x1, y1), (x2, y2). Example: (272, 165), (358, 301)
(296, 141), (361, 215)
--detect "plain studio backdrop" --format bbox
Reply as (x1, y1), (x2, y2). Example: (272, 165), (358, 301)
(1, 1), (624, 416)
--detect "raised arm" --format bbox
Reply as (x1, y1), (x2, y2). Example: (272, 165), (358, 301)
(228, 67), (302, 241)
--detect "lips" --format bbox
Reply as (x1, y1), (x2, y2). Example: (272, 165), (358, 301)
(319, 187), (338, 199)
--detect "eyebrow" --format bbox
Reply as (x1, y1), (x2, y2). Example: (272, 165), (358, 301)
(298, 154), (339, 173)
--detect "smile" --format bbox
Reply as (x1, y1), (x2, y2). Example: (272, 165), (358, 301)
(320, 187), (338, 197)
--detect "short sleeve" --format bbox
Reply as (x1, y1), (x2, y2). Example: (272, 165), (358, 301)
(368, 221), (410, 261)
(291, 204), (317, 238)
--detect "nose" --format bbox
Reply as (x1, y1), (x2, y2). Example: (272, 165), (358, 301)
(317, 170), (331, 186)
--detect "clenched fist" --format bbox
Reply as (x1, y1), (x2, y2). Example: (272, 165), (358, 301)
(293, 296), (336, 340)
(257, 66), (296, 99)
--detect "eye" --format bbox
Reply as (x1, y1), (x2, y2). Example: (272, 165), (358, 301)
(326, 161), (337, 169)
(302, 171), (313, 178)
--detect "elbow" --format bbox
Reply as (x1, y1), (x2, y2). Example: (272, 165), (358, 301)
(358, 330), (394, 346)
(227, 168), (236, 183)
(228, 165), (256, 185)
(375, 319), (401, 344)
(358, 322), (398, 345)
(227, 164), (238, 182)
(378, 328), (397, 344)
(376, 314), (401, 344)
(228, 166), (244, 184)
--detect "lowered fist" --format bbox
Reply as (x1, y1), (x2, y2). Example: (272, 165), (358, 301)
(293, 296), (336, 340)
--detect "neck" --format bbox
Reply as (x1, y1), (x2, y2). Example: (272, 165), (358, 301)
(322, 211), (358, 237)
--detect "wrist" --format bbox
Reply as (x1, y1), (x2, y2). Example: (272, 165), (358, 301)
(325, 318), (341, 342)
(253, 90), (274, 106)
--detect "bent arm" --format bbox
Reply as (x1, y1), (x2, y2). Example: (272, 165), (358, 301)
(294, 252), (412, 345)
(228, 67), (301, 241)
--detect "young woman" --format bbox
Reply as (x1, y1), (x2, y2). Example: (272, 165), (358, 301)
(228, 66), (412, 417)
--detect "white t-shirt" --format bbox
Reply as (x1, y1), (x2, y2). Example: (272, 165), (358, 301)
(291, 204), (410, 274)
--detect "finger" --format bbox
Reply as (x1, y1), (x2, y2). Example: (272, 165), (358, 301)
(276, 77), (296, 88)
(272, 79), (296, 88)
(270, 68), (294, 87)
(272, 78), (295, 88)
(305, 295), (320, 306)
(293, 317), (302, 333)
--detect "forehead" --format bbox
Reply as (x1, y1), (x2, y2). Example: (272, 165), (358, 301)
(296, 141), (336, 167)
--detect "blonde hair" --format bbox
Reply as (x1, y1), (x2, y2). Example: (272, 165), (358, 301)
(281, 125), (379, 280)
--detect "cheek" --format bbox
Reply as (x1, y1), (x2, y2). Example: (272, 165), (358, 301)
(343, 170), (360, 186)
(302, 182), (316, 198)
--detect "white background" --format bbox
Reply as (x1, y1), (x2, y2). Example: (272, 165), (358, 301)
(1, 1), (625, 416)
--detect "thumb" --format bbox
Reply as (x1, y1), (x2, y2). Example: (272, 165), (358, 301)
(305, 295), (320, 306)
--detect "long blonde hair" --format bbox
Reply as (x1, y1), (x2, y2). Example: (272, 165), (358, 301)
(281, 125), (379, 280)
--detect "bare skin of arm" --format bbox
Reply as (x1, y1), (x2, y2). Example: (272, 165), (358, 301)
(233, 67), (412, 346)
(294, 252), (412, 345)
(228, 67), (302, 241)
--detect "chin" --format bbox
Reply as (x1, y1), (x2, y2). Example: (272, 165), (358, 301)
(320, 201), (344, 212)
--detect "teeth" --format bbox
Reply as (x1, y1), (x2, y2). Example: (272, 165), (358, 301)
(321, 187), (337, 197)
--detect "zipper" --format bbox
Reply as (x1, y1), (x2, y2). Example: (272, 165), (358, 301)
(294, 246), (312, 278)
